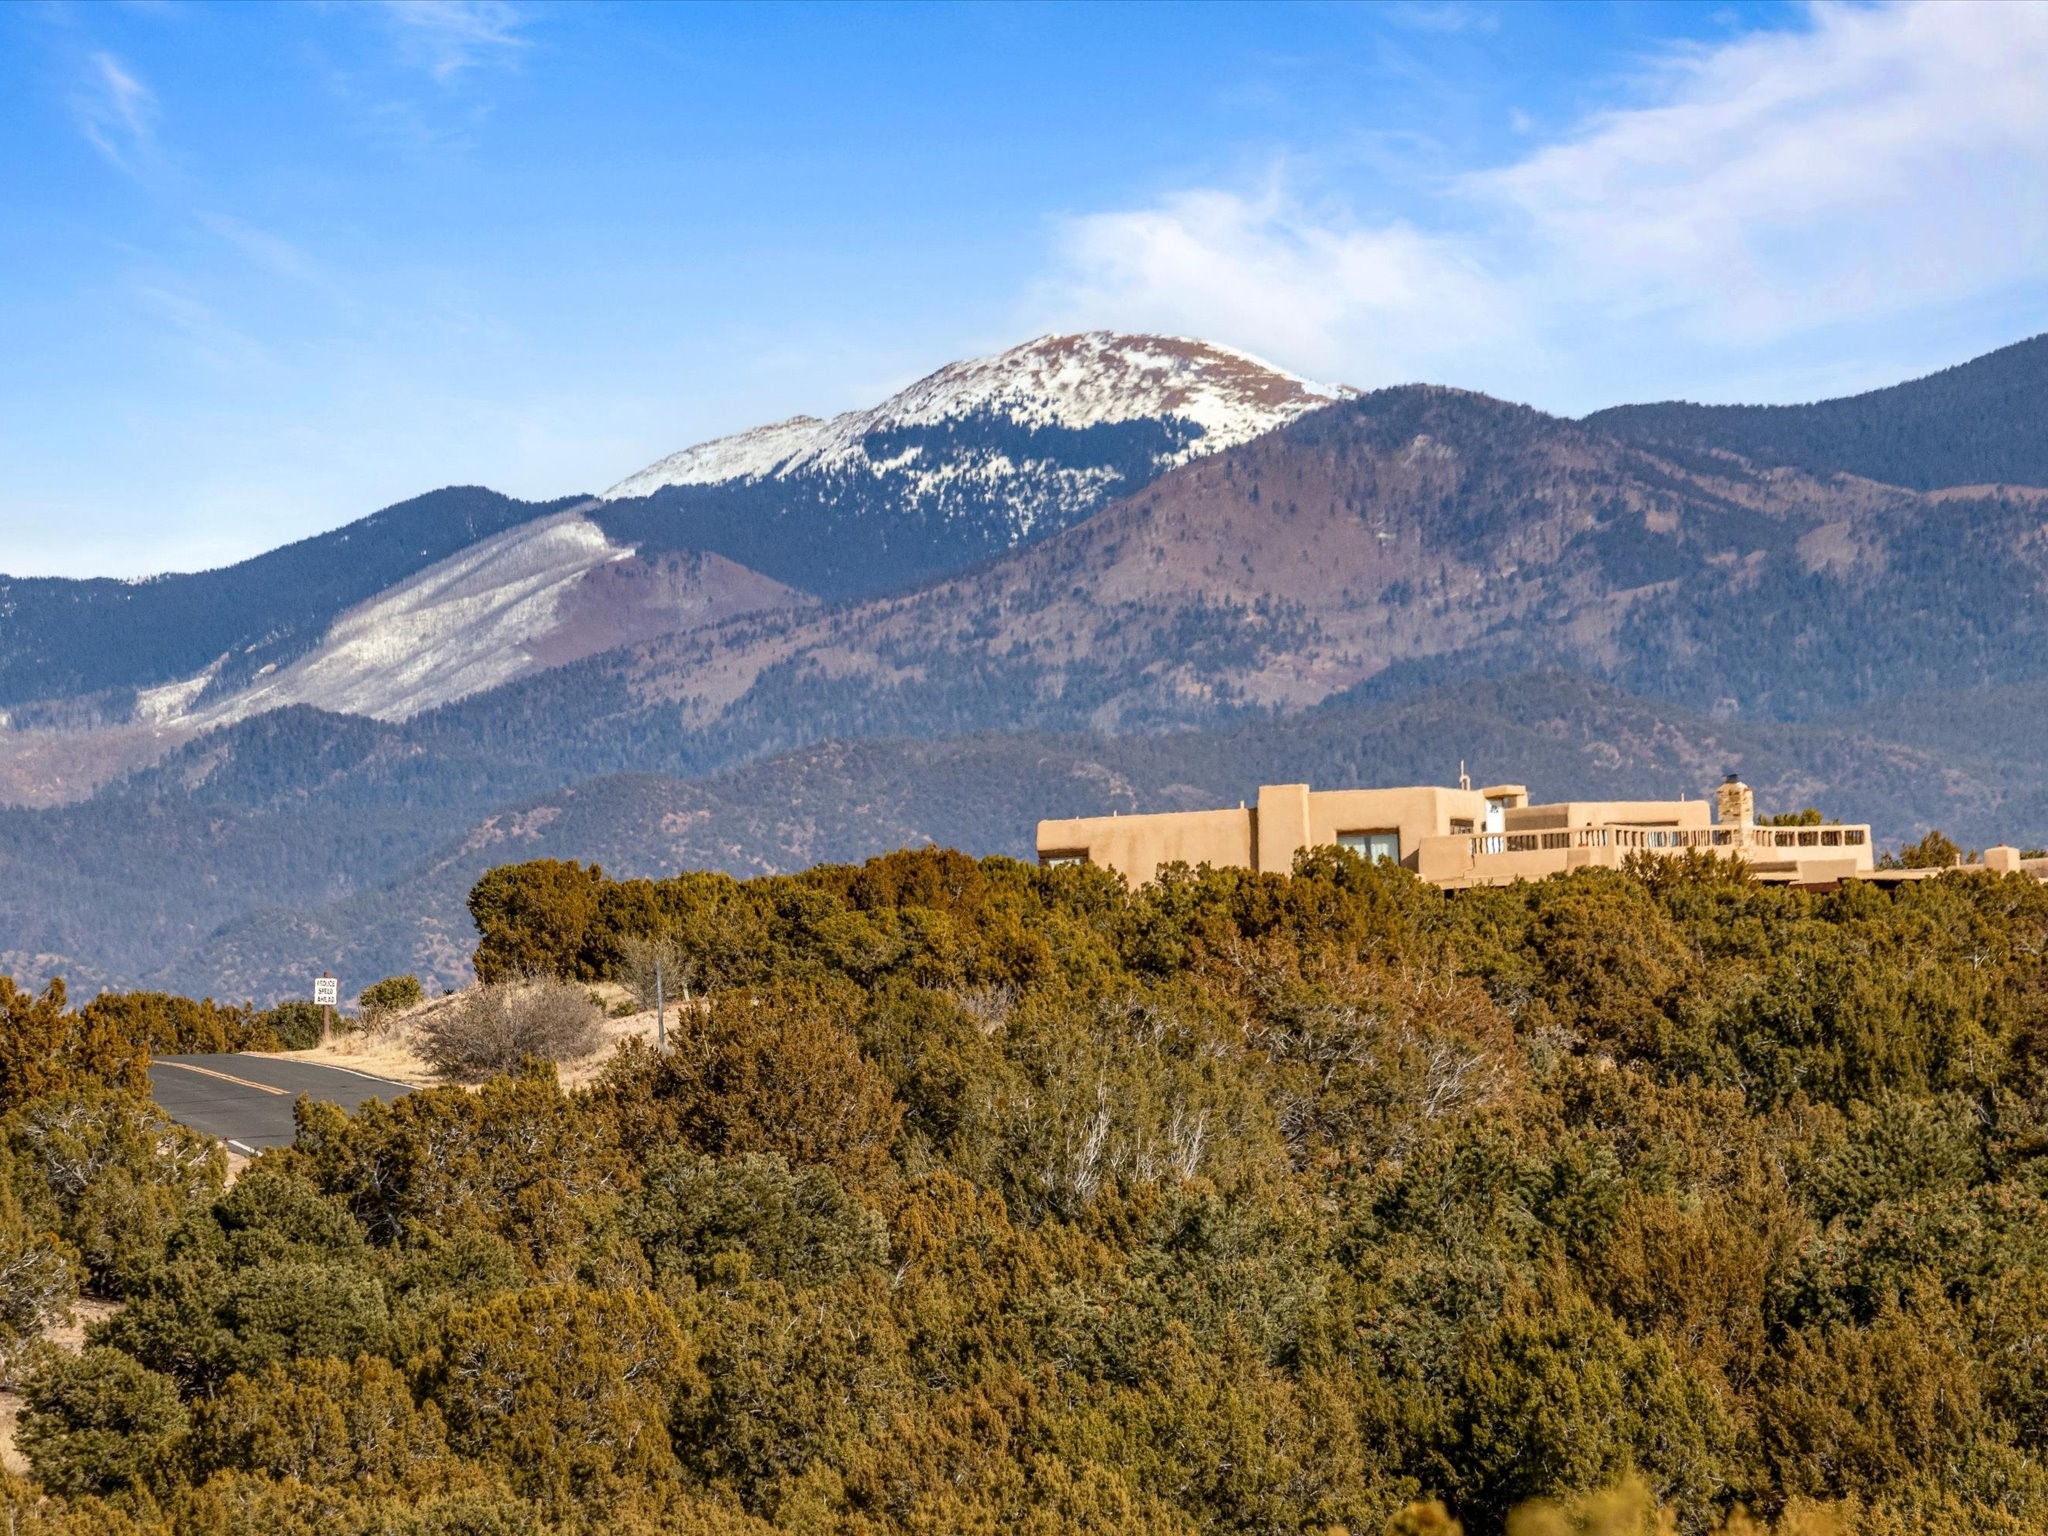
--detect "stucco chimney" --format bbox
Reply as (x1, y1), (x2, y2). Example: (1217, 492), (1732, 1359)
(1716, 774), (1754, 829)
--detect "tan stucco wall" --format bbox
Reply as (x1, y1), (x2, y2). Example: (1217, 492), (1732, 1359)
(1414, 826), (1876, 888)
(1035, 805), (1253, 887)
(1256, 784), (1310, 875)
(1506, 799), (1712, 832)
(1415, 836), (1601, 887)
(1302, 786), (1492, 865)
(1040, 783), (1492, 884)
(1745, 829), (1875, 870)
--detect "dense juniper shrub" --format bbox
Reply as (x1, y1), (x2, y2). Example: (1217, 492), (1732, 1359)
(10, 845), (2048, 1534)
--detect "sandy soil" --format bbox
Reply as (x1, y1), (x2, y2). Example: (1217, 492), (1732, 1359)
(255, 982), (683, 1092)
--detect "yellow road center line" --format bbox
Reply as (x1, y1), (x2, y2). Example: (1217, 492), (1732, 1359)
(154, 1060), (290, 1096)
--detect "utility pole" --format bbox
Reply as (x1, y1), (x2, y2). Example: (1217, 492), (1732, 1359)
(655, 957), (666, 1053)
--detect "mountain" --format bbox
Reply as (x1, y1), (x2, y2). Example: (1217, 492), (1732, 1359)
(1585, 332), (2048, 491)
(0, 486), (587, 720)
(7, 673), (2036, 1002)
(12, 329), (2048, 1000)
(0, 333), (1342, 802)
(590, 332), (1351, 601)
(15, 369), (2048, 1000)
(116, 516), (810, 734)
(570, 382), (2048, 744)
(0, 505), (812, 807)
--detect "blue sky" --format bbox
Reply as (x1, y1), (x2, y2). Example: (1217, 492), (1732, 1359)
(4, 1), (2045, 578)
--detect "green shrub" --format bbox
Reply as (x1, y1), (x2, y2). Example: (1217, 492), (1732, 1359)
(359, 973), (425, 1019)
(78, 991), (279, 1054)
(3, 1087), (223, 1294)
(629, 1151), (886, 1289)
(0, 977), (149, 1112)
(0, 1145), (75, 1384)
(17, 848), (2048, 1532)
(258, 999), (326, 1050)
(16, 1346), (186, 1498)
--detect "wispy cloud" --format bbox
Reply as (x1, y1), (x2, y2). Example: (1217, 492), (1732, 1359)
(1039, 182), (1511, 386)
(195, 212), (324, 285)
(73, 51), (158, 171)
(1037, 1), (2048, 398)
(129, 283), (273, 374)
(381, 0), (530, 83)
(1383, 3), (1499, 36)
(1476, 0), (2048, 342)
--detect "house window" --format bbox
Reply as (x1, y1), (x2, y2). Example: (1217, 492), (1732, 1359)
(1449, 818), (1474, 835)
(1040, 850), (1090, 869)
(1339, 830), (1401, 865)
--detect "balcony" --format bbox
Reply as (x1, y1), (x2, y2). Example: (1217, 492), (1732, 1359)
(1463, 824), (1869, 857)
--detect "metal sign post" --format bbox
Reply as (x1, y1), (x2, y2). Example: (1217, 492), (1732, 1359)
(655, 958), (666, 1053)
(312, 973), (338, 1046)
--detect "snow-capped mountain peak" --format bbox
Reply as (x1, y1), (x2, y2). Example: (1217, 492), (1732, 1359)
(601, 332), (1350, 500)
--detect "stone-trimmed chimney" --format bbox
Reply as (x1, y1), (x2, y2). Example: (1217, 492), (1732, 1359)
(1716, 774), (1754, 829)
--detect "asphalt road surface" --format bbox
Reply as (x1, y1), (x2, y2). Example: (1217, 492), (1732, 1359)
(148, 1055), (415, 1153)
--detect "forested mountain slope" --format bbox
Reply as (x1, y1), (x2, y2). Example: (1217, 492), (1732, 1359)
(574, 382), (2048, 748)
(0, 487), (585, 717)
(0, 522), (812, 808)
(1586, 331), (2048, 491)
(0, 333), (1341, 791)
(7, 672), (2036, 1000)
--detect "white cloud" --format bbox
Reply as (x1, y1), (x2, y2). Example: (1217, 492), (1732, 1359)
(1038, 1), (2048, 398)
(381, 0), (529, 83)
(1040, 184), (1515, 387)
(1478, 0), (2048, 343)
(73, 51), (157, 171)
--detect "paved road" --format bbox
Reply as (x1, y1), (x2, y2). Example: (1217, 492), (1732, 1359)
(148, 1055), (415, 1153)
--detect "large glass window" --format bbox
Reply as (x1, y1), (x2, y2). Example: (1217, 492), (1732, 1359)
(1339, 830), (1401, 864)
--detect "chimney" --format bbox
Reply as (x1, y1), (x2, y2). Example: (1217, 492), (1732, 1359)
(1716, 773), (1754, 829)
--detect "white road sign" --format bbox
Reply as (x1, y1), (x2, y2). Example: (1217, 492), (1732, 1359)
(312, 976), (339, 1006)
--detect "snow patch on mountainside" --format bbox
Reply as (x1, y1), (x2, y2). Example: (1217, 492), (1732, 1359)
(612, 415), (829, 494)
(603, 332), (1350, 499)
(146, 513), (637, 727)
(135, 665), (221, 724)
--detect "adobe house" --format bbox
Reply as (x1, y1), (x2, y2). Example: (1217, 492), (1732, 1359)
(1037, 774), (1906, 890)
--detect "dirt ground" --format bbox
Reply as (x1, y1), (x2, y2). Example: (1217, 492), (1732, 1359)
(260, 982), (678, 1091)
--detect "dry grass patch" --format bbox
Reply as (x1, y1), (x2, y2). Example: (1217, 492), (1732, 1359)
(416, 978), (607, 1084)
(259, 980), (665, 1089)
